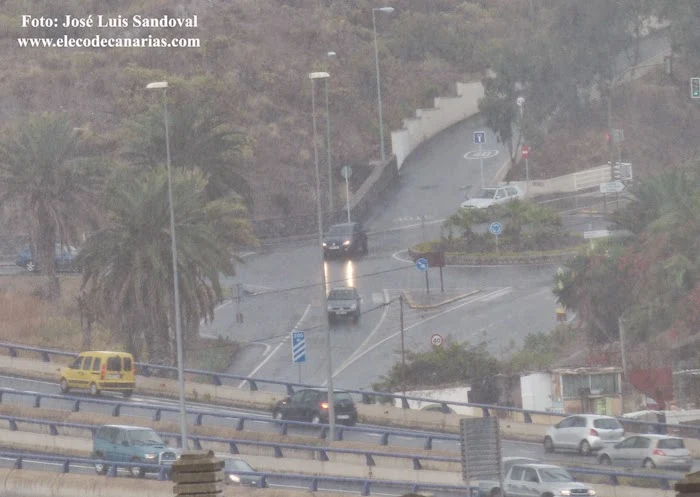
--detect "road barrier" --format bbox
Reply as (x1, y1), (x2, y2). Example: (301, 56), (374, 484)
(1, 341), (698, 439)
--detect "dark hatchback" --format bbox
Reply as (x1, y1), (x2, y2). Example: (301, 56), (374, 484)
(322, 222), (368, 258)
(272, 388), (358, 426)
(224, 458), (261, 487)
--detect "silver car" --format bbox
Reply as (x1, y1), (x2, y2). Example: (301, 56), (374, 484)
(460, 185), (523, 209)
(598, 434), (692, 471)
(544, 414), (624, 456)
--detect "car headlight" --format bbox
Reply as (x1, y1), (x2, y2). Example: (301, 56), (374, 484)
(588, 491), (596, 496)
(229, 474), (241, 483)
(559, 491), (570, 496)
(144, 453), (158, 460)
(322, 242), (327, 247)
(342, 240), (351, 246)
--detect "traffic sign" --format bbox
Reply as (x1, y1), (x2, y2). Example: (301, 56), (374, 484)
(583, 230), (610, 240)
(292, 331), (306, 364)
(430, 333), (443, 346)
(340, 165), (352, 179)
(473, 131), (485, 144)
(611, 128), (624, 144)
(521, 145), (529, 159)
(599, 181), (625, 194)
(416, 258), (429, 271)
(489, 222), (503, 236)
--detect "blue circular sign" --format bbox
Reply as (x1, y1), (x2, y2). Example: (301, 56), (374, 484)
(489, 222), (503, 236)
(416, 258), (429, 271)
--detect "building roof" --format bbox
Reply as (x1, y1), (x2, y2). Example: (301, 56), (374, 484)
(550, 366), (622, 375)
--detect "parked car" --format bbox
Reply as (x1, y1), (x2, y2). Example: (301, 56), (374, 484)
(59, 351), (136, 397)
(327, 286), (361, 323)
(224, 458), (261, 487)
(15, 243), (79, 272)
(421, 403), (456, 414)
(477, 463), (597, 497)
(322, 222), (368, 258)
(272, 388), (358, 426)
(544, 414), (625, 456)
(598, 434), (692, 471)
(92, 424), (180, 477)
(460, 185), (523, 209)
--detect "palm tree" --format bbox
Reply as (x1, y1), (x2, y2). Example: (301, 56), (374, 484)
(123, 96), (252, 204)
(76, 168), (254, 365)
(0, 113), (103, 300)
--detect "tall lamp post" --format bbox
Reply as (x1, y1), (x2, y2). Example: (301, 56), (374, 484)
(326, 52), (336, 213)
(372, 6), (394, 162)
(309, 71), (336, 442)
(146, 81), (188, 450)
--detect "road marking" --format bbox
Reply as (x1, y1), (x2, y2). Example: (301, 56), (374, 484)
(479, 287), (514, 302)
(333, 288), (511, 376)
(238, 304), (312, 388)
(366, 218), (444, 236)
(391, 249), (413, 264)
(324, 290), (390, 386)
(372, 292), (385, 305)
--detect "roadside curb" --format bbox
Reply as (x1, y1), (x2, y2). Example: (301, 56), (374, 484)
(402, 289), (480, 310)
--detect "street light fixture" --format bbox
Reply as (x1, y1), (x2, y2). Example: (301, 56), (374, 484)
(372, 6), (394, 162)
(146, 80), (189, 450)
(308, 71), (336, 442)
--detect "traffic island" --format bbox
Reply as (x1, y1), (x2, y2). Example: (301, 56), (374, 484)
(402, 290), (479, 310)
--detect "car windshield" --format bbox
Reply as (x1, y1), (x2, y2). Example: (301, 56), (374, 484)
(225, 459), (254, 472)
(658, 438), (685, 449)
(539, 468), (574, 482)
(329, 289), (356, 299)
(327, 225), (354, 236)
(322, 392), (354, 402)
(128, 429), (163, 445)
(473, 189), (497, 199)
(594, 419), (622, 430)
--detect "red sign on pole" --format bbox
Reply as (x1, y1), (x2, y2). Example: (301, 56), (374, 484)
(521, 145), (529, 159)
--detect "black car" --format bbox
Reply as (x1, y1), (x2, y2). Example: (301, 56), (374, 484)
(272, 388), (358, 426)
(323, 222), (368, 258)
(224, 458), (261, 487)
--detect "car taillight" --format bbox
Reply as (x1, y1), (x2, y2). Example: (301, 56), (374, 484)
(100, 363), (106, 380)
(589, 428), (599, 437)
(652, 449), (666, 456)
(320, 402), (329, 409)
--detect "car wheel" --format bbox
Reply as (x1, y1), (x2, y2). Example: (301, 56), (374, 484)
(346, 416), (357, 427)
(26, 261), (36, 272)
(94, 453), (108, 475)
(599, 455), (612, 466)
(643, 458), (656, 469)
(123, 390), (133, 399)
(129, 459), (145, 478)
(89, 382), (100, 396)
(273, 410), (285, 421)
(543, 436), (555, 453)
(579, 440), (592, 456)
(311, 414), (321, 424)
(489, 488), (502, 497)
(60, 378), (70, 394)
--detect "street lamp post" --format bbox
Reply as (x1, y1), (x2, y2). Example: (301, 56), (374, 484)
(326, 52), (336, 214)
(516, 96), (529, 193)
(146, 81), (188, 450)
(372, 6), (394, 162)
(309, 71), (336, 442)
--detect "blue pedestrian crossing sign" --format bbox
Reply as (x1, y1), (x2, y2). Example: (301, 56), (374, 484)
(292, 331), (306, 364)
(473, 131), (486, 144)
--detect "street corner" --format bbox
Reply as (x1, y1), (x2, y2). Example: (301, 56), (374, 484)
(402, 288), (481, 310)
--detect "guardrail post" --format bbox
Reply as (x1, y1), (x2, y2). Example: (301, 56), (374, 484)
(319, 426), (327, 440)
(153, 409), (161, 422)
(440, 403), (450, 414)
(176, 436), (183, 448)
(108, 464), (117, 477)
(424, 437), (433, 450)
(481, 407), (490, 417)
(211, 375), (222, 386)
(62, 460), (70, 473)
(193, 438), (202, 450)
(8, 419), (17, 431)
(336, 427), (344, 441)
(195, 413), (204, 426)
(41, 351), (50, 362)
(309, 478), (318, 491)
(361, 480), (370, 496)
(141, 366), (152, 377)
(412, 458), (422, 470)
(50, 424), (58, 436)
(13, 457), (22, 469)
(362, 393), (371, 404)
(112, 404), (121, 417)
(286, 384), (295, 396)
(401, 397), (410, 409)
(157, 466), (167, 481)
(34, 395), (41, 408)
(411, 484), (420, 493)
(258, 475), (267, 488)
(661, 479), (670, 491)
(609, 474), (619, 486)
(9, 348), (17, 358)
(280, 422), (288, 436)
(364, 454), (375, 466)
(72, 400), (80, 412)
(229, 442), (239, 454)
(379, 433), (389, 446)
(0, 391), (3, 403)
(523, 411), (533, 424)
(248, 379), (258, 391)
(236, 418), (244, 431)
(317, 450), (329, 462)
(274, 446), (283, 458)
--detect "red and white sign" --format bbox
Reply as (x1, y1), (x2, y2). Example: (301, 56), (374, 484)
(521, 145), (529, 159)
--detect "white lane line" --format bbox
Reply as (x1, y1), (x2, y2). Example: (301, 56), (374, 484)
(237, 304), (312, 389)
(335, 288), (512, 374)
(367, 218), (445, 236)
(391, 249), (413, 264)
(479, 287), (514, 301)
(323, 289), (390, 386)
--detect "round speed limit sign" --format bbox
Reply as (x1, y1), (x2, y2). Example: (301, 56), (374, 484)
(430, 333), (443, 347)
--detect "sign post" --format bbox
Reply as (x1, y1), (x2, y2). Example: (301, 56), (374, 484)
(292, 330), (306, 384)
(416, 257), (429, 294)
(474, 131), (486, 188)
(521, 145), (530, 195)
(489, 222), (503, 254)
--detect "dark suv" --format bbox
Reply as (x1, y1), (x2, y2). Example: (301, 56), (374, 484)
(272, 388), (358, 426)
(323, 222), (368, 258)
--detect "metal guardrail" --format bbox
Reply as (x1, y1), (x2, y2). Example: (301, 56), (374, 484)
(1, 341), (697, 438)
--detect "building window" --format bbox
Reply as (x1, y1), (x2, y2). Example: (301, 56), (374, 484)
(562, 373), (620, 398)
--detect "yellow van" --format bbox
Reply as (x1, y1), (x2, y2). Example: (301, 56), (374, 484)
(59, 351), (136, 398)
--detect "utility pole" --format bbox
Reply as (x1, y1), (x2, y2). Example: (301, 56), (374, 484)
(619, 316), (628, 386)
(399, 294), (406, 398)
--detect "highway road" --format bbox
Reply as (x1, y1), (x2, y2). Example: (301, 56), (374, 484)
(2, 375), (697, 476)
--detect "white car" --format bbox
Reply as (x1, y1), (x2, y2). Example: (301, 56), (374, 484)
(544, 414), (625, 456)
(460, 185), (523, 209)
